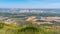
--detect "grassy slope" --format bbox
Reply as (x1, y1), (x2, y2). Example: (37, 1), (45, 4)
(0, 23), (60, 34)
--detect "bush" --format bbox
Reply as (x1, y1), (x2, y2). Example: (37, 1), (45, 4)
(0, 23), (4, 29)
(18, 26), (39, 34)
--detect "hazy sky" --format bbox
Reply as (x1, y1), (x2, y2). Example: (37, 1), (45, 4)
(0, 0), (60, 8)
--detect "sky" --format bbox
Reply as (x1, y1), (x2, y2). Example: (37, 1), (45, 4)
(0, 0), (60, 9)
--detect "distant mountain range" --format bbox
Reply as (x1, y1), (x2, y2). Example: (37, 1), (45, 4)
(0, 9), (60, 14)
(0, 9), (60, 17)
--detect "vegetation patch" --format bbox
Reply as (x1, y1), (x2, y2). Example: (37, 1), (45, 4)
(18, 26), (40, 34)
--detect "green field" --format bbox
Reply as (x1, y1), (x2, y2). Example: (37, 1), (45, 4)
(0, 23), (60, 34)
